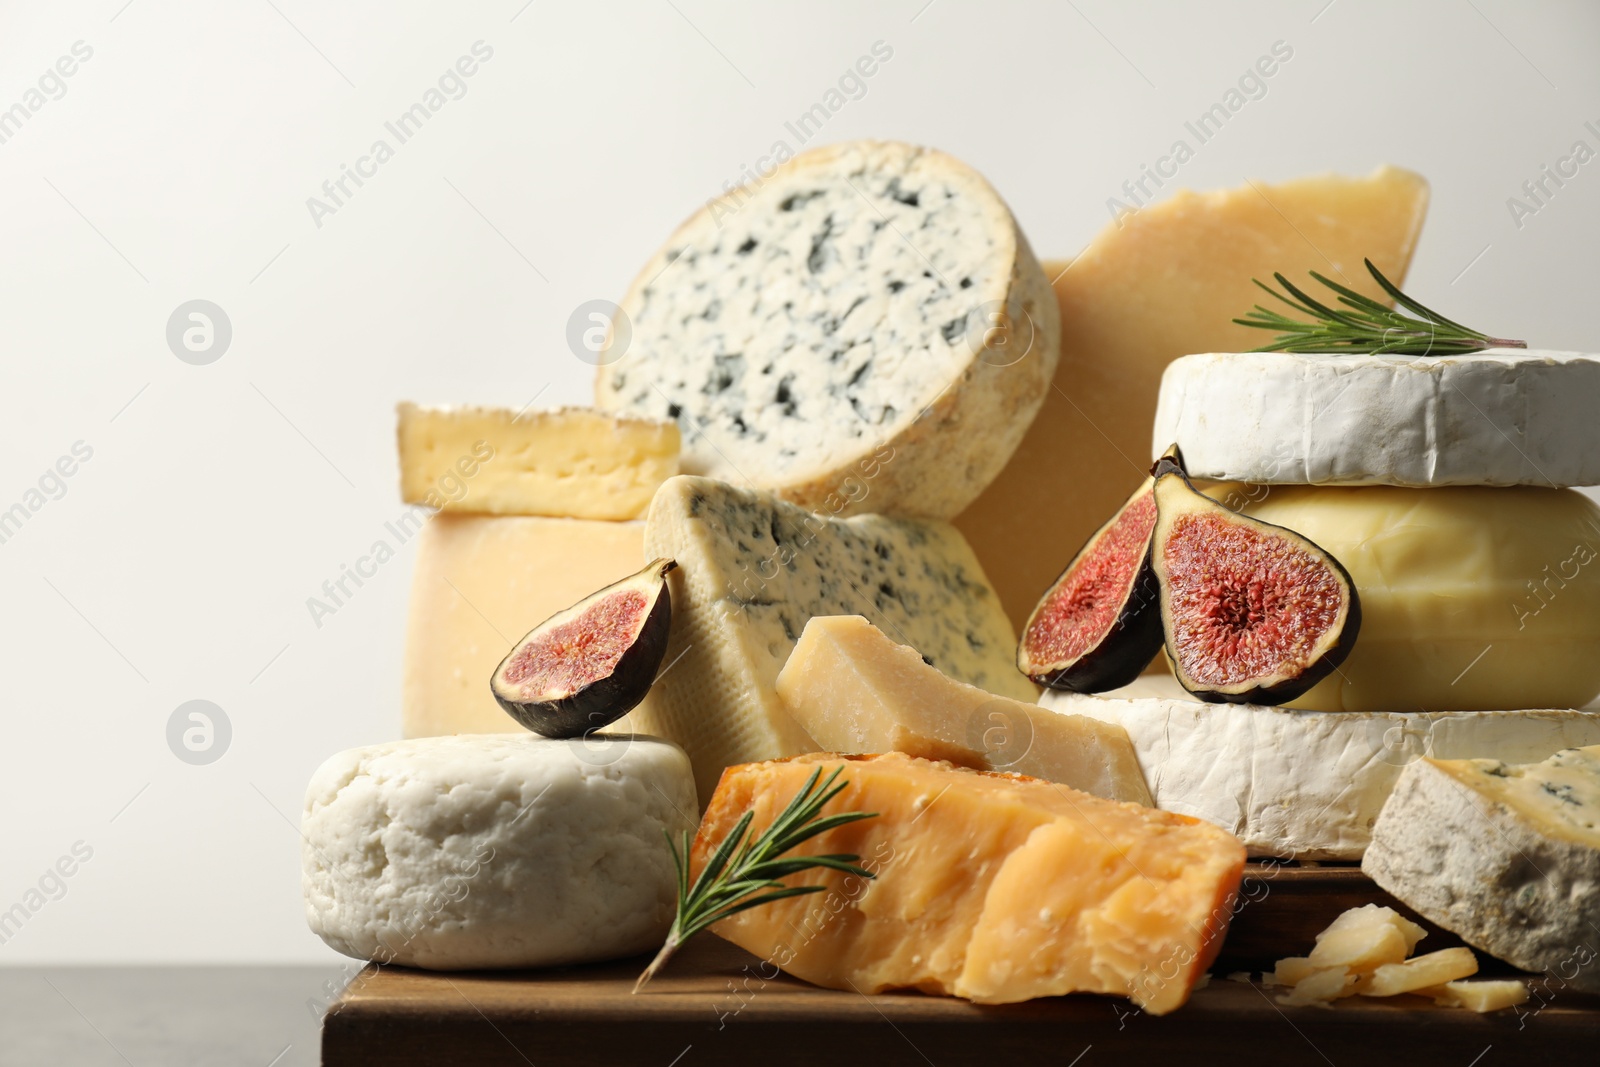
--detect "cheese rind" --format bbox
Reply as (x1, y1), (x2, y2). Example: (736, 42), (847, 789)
(625, 476), (1033, 800)
(1155, 351), (1600, 487)
(774, 615), (1150, 804)
(955, 167), (1429, 629)
(402, 514), (648, 738)
(1047, 678), (1600, 859)
(1239, 485), (1600, 712)
(595, 140), (1060, 521)
(301, 734), (696, 969)
(1363, 745), (1600, 991)
(694, 753), (1246, 1013)
(396, 404), (678, 520)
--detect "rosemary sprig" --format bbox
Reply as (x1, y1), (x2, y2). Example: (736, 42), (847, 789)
(633, 765), (877, 992)
(1235, 258), (1526, 356)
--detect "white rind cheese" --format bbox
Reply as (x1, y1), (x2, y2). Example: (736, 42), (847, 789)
(1045, 678), (1600, 859)
(1153, 350), (1600, 487)
(624, 475), (1034, 800)
(595, 140), (1060, 520)
(1364, 746), (1600, 992)
(302, 734), (696, 970)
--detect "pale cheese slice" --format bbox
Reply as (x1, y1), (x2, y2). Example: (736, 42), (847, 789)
(774, 614), (1149, 803)
(396, 403), (678, 520)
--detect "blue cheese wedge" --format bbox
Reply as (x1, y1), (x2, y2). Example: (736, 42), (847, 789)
(625, 475), (1035, 798)
(1364, 745), (1600, 991)
(594, 140), (1059, 520)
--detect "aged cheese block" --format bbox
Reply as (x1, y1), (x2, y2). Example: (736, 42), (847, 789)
(1364, 745), (1600, 991)
(624, 476), (1032, 799)
(1240, 485), (1600, 712)
(594, 140), (1060, 521)
(956, 167), (1429, 629)
(774, 614), (1150, 803)
(396, 403), (679, 520)
(403, 515), (647, 738)
(694, 753), (1245, 1013)
(1046, 677), (1600, 859)
(1155, 351), (1600, 487)
(302, 734), (696, 969)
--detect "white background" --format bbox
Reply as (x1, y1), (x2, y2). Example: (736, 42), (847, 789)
(0, 0), (1596, 965)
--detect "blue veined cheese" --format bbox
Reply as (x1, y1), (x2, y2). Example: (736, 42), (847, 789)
(594, 140), (1059, 521)
(623, 475), (1035, 799)
(1365, 745), (1600, 992)
(1154, 349), (1600, 487)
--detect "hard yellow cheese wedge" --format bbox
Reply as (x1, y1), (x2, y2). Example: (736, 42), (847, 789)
(955, 167), (1429, 629)
(774, 615), (1149, 803)
(694, 752), (1246, 1014)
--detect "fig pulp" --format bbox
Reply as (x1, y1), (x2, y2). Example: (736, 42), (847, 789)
(1151, 470), (1360, 705)
(1017, 448), (1185, 691)
(490, 558), (677, 738)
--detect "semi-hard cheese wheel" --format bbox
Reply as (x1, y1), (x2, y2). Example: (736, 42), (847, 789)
(1240, 485), (1600, 712)
(402, 514), (649, 738)
(1364, 746), (1600, 992)
(956, 167), (1429, 629)
(302, 734), (696, 969)
(1155, 351), (1600, 487)
(1047, 678), (1600, 860)
(396, 404), (679, 520)
(774, 614), (1151, 804)
(621, 476), (1033, 800)
(696, 753), (1244, 1013)
(595, 140), (1059, 521)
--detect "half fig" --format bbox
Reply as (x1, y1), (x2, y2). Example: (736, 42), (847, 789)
(490, 558), (677, 738)
(1151, 469), (1360, 705)
(1017, 447), (1185, 691)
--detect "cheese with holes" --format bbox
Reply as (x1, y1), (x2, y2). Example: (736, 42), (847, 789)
(955, 167), (1428, 629)
(1364, 745), (1600, 992)
(1155, 350), (1600, 487)
(403, 514), (649, 738)
(397, 404), (679, 520)
(302, 734), (696, 969)
(623, 476), (1033, 799)
(694, 753), (1245, 1012)
(1240, 485), (1600, 712)
(774, 614), (1149, 803)
(594, 140), (1060, 521)
(1047, 677), (1600, 859)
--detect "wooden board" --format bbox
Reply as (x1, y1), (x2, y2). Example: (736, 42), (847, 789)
(323, 866), (1596, 1065)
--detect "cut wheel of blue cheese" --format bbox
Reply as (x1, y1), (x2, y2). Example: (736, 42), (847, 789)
(1153, 349), (1600, 487)
(622, 475), (1035, 799)
(594, 140), (1060, 520)
(1046, 677), (1600, 860)
(301, 734), (696, 970)
(1364, 746), (1600, 991)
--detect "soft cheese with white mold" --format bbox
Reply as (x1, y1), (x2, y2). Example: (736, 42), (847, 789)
(302, 733), (697, 970)
(1364, 745), (1600, 991)
(595, 140), (1060, 520)
(1046, 676), (1600, 859)
(1154, 350), (1600, 487)
(623, 475), (1032, 800)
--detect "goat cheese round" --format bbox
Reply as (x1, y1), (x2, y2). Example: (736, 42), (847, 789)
(1153, 349), (1600, 486)
(595, 140), (1060, 520)
(1045, 679), (1600, 860)
(302, 734), (696, 970)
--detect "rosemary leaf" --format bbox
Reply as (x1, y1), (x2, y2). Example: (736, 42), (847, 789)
(633, 765), (877, 992)
(1235, 259), (1526, 356)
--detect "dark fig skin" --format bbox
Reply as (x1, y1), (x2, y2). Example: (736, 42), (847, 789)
(1151, 472), (1362, 706)
(1019, 446), (1185, 692)
(491, 559), (676, 738)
